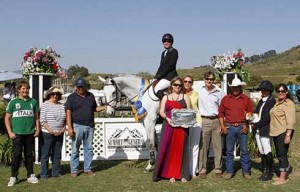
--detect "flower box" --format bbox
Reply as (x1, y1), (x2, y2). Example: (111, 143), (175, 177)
(22, 47), (61, 78)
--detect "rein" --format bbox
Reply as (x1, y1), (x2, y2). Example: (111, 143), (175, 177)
(104, 77), (159, 109)
(103, 82), (123, 109)
(104, 82), (138, 109)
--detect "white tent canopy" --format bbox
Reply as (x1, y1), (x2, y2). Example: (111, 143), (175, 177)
(0, 70), (22, 82)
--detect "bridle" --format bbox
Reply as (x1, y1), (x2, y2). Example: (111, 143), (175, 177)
(103, 77), (158, 110)
(103, 79), (138, 109)
(102, 81), (121, 109)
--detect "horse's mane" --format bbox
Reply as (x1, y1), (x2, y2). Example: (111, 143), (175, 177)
(113, 73), (140, 79)
(103, 74), (139, 84)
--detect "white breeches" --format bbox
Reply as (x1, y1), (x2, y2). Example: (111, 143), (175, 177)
(154, 79), (170, 93)
(189, 125), (201, 176)
(255, 132), (272, 155)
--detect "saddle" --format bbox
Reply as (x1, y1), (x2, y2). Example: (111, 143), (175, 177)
(151, 79), (168, 100)
(131, 79), (167, 122)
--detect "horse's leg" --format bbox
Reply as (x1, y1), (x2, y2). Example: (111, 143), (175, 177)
(143, 116), (156, 173)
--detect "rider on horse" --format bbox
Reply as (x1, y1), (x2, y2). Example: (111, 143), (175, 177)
(154, 33), (179, 99)
(134, 33), (179, 118)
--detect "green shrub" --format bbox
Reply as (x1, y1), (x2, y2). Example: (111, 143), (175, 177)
(0, 138), (13, 166)
(296, 75), (300, 82)
(248, 130), (259, 159)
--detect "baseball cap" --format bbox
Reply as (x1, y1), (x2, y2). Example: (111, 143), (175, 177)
(75, 77), (86, 87)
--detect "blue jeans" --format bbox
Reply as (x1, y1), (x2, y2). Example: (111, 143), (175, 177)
(40, 132), (63, 177)
(225, 125), (250, 174)
(273, 132), (291, 172)
(70, 123), (94, 173)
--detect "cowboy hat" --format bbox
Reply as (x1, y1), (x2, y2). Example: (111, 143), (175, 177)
(44, 86), (64, 98)
(228, 75), (247, 87)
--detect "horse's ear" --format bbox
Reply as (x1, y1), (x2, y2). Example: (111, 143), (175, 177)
(98, 76), (106, 83)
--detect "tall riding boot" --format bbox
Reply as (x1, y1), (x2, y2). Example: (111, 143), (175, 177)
(258, 155), (267, 180)
(156, 90), (165, 100)
(261, 152), (273, 181)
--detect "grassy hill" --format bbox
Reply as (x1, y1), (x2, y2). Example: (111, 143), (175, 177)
(85, 45), (300, 89)
(176, 45), (300, 86)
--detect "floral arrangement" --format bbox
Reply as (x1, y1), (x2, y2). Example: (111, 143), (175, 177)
(21, 46), (61, 76)
(211, 49), (250, 82)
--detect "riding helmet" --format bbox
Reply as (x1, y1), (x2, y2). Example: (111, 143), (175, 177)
(258, 80), (274, 92)
(162, 33), (174, 43)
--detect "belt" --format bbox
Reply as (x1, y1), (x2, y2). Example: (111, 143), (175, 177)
(201, 115), (218, 120)
(225, 122), (246, 127)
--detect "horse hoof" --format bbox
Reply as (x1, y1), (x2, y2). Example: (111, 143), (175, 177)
(143, 168), (153, 173)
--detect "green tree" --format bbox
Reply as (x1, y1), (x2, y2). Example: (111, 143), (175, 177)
(136, 72), (153, 80)
(68, 64), (89, 78)
(247, 74), (263, 87)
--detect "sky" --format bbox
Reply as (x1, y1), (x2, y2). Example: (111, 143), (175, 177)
(1, 0), (300, 75)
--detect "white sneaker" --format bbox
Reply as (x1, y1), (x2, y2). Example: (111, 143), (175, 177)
(8, 177), (18, 187)
(27, 174), (39, 184)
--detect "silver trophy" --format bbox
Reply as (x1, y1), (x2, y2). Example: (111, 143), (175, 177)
(171, 109), (197, 127)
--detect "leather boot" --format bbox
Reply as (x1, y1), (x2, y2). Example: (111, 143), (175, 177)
(261, 152), (273, 181)
(156, 90), (165, 100)
(258, 155), (267, 180)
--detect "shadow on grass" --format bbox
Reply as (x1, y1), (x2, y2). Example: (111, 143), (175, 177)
(56, 159), (124, 176)
(205, 156), (270, 176)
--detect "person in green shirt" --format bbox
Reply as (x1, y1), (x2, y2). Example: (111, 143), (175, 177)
(5, 81), (40, 187)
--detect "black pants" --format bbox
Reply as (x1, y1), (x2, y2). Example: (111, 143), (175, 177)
(273, 132), (291, 172)
(0, 118), (6, 134)
(11, 134), (35, 178)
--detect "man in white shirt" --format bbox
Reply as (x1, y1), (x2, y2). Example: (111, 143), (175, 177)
(198, 71), (224, 178)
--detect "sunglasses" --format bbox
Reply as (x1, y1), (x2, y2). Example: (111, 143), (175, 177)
(184, 80), (192, 84)
(172, 83), (182, 88)
(205, 78), (214, 81)
(276, 90), (286, 93)
(163, 40), (172, 43)
(50, 92), (61, 96)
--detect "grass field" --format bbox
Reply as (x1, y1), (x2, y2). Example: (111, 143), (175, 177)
(1, 112), (300, 192)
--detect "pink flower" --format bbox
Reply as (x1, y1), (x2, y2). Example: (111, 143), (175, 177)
(22, 47), (61, 75)
(42, 57), (49, 63)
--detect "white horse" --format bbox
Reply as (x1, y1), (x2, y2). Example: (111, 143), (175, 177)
(99, 74), (160, 172)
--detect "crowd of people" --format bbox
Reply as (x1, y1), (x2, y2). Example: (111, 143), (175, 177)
(150, 33), (296, 185)
(2, 33), (297, 187)
(4, 78), (107, 187)
(152, 74), (295, 186)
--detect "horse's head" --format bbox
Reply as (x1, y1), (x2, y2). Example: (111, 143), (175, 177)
(99, 76), (121, 116)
